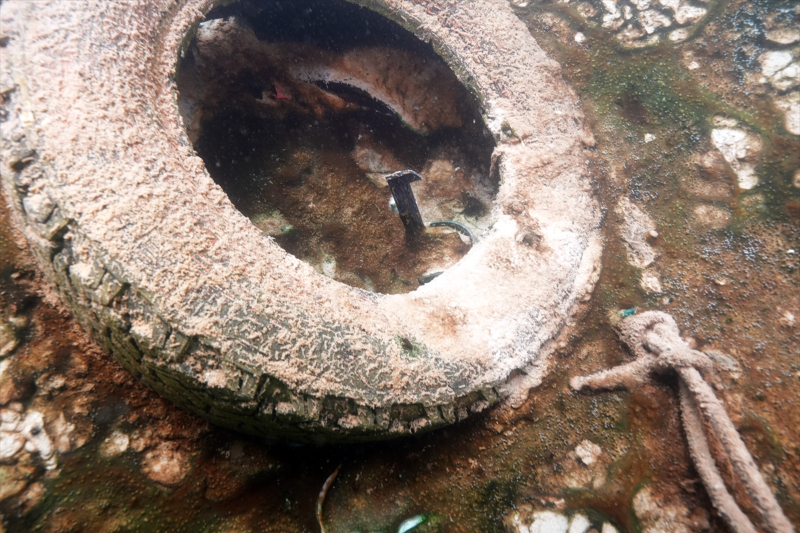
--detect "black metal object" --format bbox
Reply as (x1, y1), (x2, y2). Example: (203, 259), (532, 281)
(385, 170), (425, 233)
(418, 271), (443, 285)
(429, 220), (477, 246)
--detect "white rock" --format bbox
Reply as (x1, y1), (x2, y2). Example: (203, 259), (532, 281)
(0, 409), (20, 432)
(693, 204), (731, 230)
(775, 92), (800, 135)
(711, 128), (761, 190)
(577, 3), (598, 17)
(624, 5), (633, 19)
(601, 524), (619, 533)
(771, 62), (800, 91)
(640, 9), (672, 34)
(704, 349), (742, 374)
(674, 5), (706, 25)
(575, 440), (603, 465)
(794, 170), (800, 189)
(631, 0), (652, 9)
(530, 511), (569, 533)
(510, 512), (531, 533)
(574, 32), (586, 44)
(644, 133), (656, 143)
(21, 193), (55, 224)
(712, 115), (738, 127)
(616, 197), (658, 269)
(19, 411), (56, 469)
(568, 515), (592, 533)
(321, 256), (337, 278)
(658, 0), (680, 11)
(0, 320), (18, 358)
(669, 28), (690, 42)
(688, 60), (700, 70)
(766, 27), (800, 45)
(601, 0), (618, 13)
(633, 485), (695, 533)
(101, 430), (130, 457)
(617, 24), (647, 45)
(0, 360), (11, 388)
(779, 311), (796, 328)
(641, 269), (663, 293)
(50, 412), (76, 454)
(142, 442), (192, 486)
(0, 431), (25, 461)
(602, 12), (624, 30)
(760, 50), (793, 77)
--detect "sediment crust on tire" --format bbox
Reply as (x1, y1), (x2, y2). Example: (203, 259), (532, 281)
(0, 0), (602, 442)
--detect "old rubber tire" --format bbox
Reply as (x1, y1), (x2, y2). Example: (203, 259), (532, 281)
(0, 0), (601, 442)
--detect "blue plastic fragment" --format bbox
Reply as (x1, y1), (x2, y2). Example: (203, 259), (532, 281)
(618, 308), (637, 317)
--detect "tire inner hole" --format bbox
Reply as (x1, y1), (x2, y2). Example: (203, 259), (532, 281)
(177, 0), (496, 294)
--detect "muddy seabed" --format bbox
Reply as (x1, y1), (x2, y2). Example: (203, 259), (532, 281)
(0, 0), (798, 532)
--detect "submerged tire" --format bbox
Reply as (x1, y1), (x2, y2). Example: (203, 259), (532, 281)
(0, 0), (601, 442)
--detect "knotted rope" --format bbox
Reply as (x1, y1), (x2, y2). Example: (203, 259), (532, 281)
(571, 311), (794, 533)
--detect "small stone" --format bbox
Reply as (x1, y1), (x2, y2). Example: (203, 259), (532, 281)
(574, 32), (586, 44)
(759, 50), (793, 77)
(617, 24), (647, 45)
(669, 28), (690, 42)
(601, 524), (619, 533)
(640, 269), (663, 293)
(321, 256), (336, 278)
(793, 170), (800, 189)
(100, 430), (130, 457)
(775, 92), (800, 136)
(674, 5), (706, 25)
(250, 210), (291, 237)
(657, 0), (679, 11)
(766, 27), (800, 45)
(6, 315), (28, 330)
(692, 204), (731, 230)
(639, 9), (672, 34)
(602, 12), (624, 30)
(779, 311), (796, 328)
(601, 0), (617, 13)
(577, 3), (597, 17)
(18, 481), (44, 513)
(0, 431), (25, 461)
(0, 409), (20, 429)
(575, 440), (603, 465)
(644, 133), (655, 143)
(616, 197), (658, 269)
(568, 514), (592, 533)
(19, 411), (56, 469)
(141, 442), (192, 486)
(0, 464), (30, 502)
(710, 128), (761, 190)
(50, 413), (76, 454)
(0, 320), (18, 358)
(688, 61), (700, 70)
(704, 349), (741, 374)
(771, 62), (800, 91)
(530, 511), (569, 533)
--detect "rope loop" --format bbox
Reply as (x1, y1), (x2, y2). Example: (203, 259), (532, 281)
(572, 310), (794, 533)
